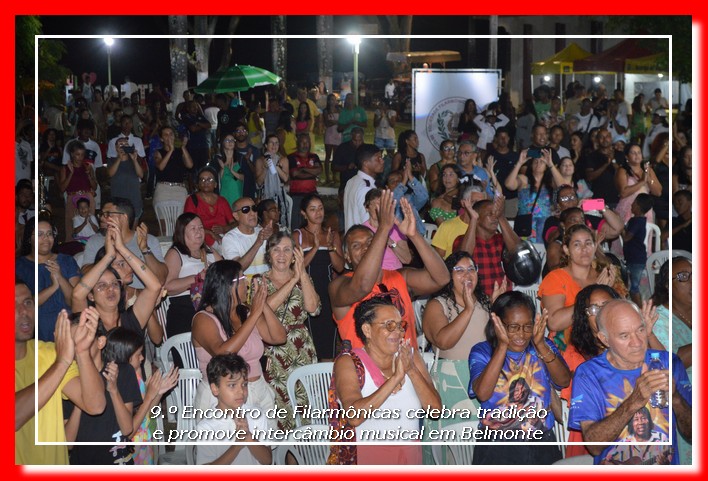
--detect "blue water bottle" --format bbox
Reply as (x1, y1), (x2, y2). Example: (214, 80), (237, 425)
(648, 352), (669, 408)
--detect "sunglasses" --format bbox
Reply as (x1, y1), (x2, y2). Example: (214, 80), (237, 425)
(585, 303), (605, 317)
(199, 178), (216, 183)
(673, 271), (691, 282)
(374, 320), (408, 333)
(237, 205), (256, 214)
(442, 146), (456, 152)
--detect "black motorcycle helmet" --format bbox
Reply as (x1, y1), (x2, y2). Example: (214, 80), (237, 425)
(502, 241), (543, 286)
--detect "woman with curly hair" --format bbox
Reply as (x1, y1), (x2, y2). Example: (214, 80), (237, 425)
(429, 164), (462, 226)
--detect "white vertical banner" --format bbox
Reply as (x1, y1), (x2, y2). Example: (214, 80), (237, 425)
(413, 69), (502, 166)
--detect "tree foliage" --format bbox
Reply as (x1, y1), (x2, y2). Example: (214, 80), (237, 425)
(16, 16), (71, 111)
(606, 16), (691, 83)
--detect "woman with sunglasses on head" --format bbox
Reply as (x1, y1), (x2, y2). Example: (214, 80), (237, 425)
(183, 166), (235, 247)
(211, 133), (244, 209)
(652, 256), (692, 465)
(421, 251), (503, 457)
(426, 139), (457, 196)
(191, 260), (286, 425)
(71, 215), (162, 337)
(163, 213), (222, 339)
(261, 232), (320, 430)
(16, 217), (80, 341)
(469, 291), (569, 464)
(328, 295), (441, 465)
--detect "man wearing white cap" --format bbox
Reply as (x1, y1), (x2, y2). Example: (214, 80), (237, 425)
(473, 104), (509, 152)
(643, 107), (669, 158)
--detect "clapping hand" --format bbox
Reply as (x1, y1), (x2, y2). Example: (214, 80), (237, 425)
(292, 245), (305, 281)
(103, 361), (119, 394)
(491, 278), (508, 303)
(54, 310), (75, 367)
(641, 299), (659, 335)
(258, 221), (274, 244)
(532, 308), (549, 351)
(397, 197), (417, 238)
(491, 312), (510, 348)
(136, 223), (149, 252)
(73, 307), (100, 355)
(377, 189), (397, 232)
(596, 265), (616, 287)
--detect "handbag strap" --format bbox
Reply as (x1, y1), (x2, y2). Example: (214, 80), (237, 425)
(529, 181), (543, 211)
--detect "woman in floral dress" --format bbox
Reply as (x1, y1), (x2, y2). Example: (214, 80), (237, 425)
(261, 231), (321, 430)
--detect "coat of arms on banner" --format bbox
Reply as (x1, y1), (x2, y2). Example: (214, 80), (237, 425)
(424, 96), (466, 148)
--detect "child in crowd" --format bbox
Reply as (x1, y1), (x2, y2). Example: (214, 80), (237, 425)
(72, 196), (99, 242)
(129, 343), (178, 464)
(622, 193), (654, 305)
(68, 326), (143, 465)
(196, 353), (271, 465)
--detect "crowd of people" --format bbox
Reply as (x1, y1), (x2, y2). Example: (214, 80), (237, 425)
(15, 77), (692, 466)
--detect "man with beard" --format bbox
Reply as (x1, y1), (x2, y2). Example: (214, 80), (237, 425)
(332, 127), (364, 195)
(79, 198), (167, 286)
(232, 121), (259, 199)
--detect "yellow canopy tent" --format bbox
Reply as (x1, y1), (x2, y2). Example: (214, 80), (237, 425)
(530, 43), (592, 102)
(531, 42), (592, 76)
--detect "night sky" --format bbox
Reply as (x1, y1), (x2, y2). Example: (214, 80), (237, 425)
(38, 16), (473, 89)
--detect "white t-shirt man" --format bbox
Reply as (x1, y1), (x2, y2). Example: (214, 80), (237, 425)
(221, 226), (268, 276)
(62, 138), (104, 167)
(107, 133), (146, 158)
(195, 403), (268, 465)
(343, 170), (376, 232)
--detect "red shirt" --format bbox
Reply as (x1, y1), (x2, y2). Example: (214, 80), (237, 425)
(288, 152), (321, 194)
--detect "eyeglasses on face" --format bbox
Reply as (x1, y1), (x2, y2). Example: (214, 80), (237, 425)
(100, 211), (126, 218)
(223, 138), (236, 143)
(673, 271), (692, 282)
(452, 265), (477, 274)
(234, 129), (248, 134)
(36, 230), (55, 239)
(504, 323), (534, 333)
(94, 280), (122, 292)
(237, 205), (256, 214)
(199, 177), (216, 183)
(559, 195), (577, 202)
(374, 320), (408, 333)
(459, 150), (475, 156)
(442, 146), (456, 152)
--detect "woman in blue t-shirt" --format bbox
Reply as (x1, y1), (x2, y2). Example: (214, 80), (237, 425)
(469, 291), (570, 464)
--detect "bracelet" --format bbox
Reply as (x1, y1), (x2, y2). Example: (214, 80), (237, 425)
(142, 249), (153, 256)
(538, 350), (557, 363)
(328, 246), (337, 252)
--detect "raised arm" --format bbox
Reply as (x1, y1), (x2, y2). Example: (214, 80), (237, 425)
(398, 197), (450, 296)
(471, 314), (509, 402)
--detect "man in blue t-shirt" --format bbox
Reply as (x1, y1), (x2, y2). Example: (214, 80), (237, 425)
(622, 193), (653, 305)
(569, 299), (692, 465)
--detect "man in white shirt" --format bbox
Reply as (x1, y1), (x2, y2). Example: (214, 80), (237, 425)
(221, 197), (273, 276)
(384, 79), (396, 101)
(343, 144), (385, 231)
(574, 98), (603, 136)
(106, 115), (146, 161)
(473, 107), (510, 152)
(647, 88), (669, 112)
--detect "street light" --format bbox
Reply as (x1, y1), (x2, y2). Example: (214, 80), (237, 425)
(347, 35), (361, 106)
(103, 37), (114, 93)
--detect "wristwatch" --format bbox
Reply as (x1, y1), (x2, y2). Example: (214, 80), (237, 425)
(389, 241), (397, 249)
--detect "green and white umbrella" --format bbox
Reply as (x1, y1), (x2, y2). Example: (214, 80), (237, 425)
(194, 64), (281, 95)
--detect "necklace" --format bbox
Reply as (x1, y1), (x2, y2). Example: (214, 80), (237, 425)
(506, 351), (525, 373)
(674, 306), (692, 327)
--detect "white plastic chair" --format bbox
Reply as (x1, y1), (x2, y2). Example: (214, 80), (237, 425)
(159, 332), (200, 371)
(412, 297), (429, 352)
(158, 369), (203, 465)
(645, 250), (670, 293)
(273, 424), (331, 465)
(644, 221), (661, 255)
(513, 282), (541, 315)
(154, 200), (184, 237)
(423, 223), (438, 242)
(552, 400), (570, 458)
(431, 420), (479, 465)
(286, 362), (334, 427)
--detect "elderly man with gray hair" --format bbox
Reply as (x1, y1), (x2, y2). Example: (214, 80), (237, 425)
(568, 299), (692, 465)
